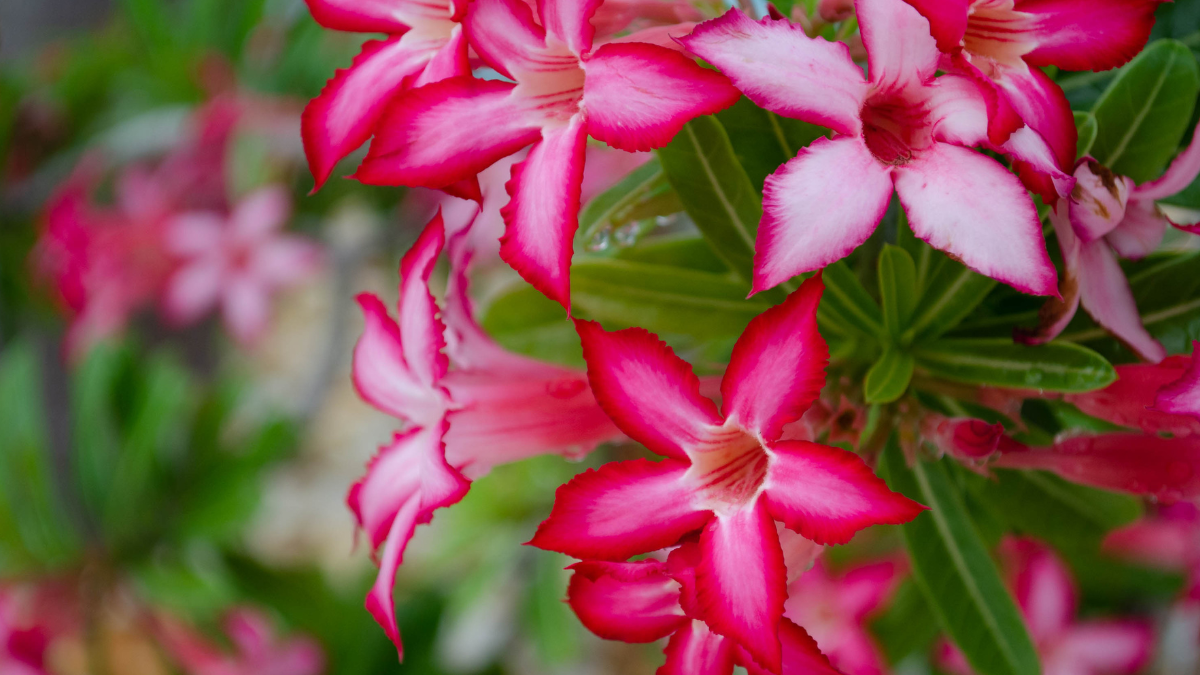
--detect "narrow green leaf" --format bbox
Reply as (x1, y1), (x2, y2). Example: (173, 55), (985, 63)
(870, 580), (941, 665)
(716, 97), (826, 190)
(575, 158), (679, 252)
(907, 260), (996, 344)
(914, 339), (1116, 392)
(879, 245), (918, 341)
(1073, 111), (1098, 159)
(1091, 39), (1200, 182)
(657, 116), (763, 289)
(821, 260), (885, 339)
(612, 234), (729, 274)
(864, 348), (915, 404)
(880, 445), (1041, 675)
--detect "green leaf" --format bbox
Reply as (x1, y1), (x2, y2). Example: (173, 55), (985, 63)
(575, 158), (680, 252)
(657, 116), (764, 290)
(821, 260), (885, 339)
(525, 551), (582, 664)
(1074, 111), (1098, 159)
(870, 580), (941, 665)
(880, 444), (1041, 675)
(864, 348), (914, 404)
(571, 258), (770, 338)
(716, 97), (826, 190)
(1091, 39), (1200, 182)
(913, 339), (1116, 392)
(961, 469), (1142, 549)
(878, 245), (918, 341)
(907, 259), (996, 345)
(613, 234), (728, 274)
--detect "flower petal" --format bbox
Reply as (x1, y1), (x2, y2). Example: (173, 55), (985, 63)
(857, 0), (939, 94)
(355, 77), (543, 188)
(1021, 0), (1162, 72)
(722, 274), (828, 443)
(901, 0), (970, 52)
(1154, 345), (1200, 421)
(681, 10), (868, 136)
(1135, 120), (1200, 201)
(763, 441), (926, 545)
(397, 212), (450, 386)
(582, 42), (739, 152)
(994, 433), (1200, 503)
(498, 116), (587, 308)
(1066, 358), (1200, 436)
(660, 620), (736, 675)
(302, 0), (413, 34)
(695, 499), (786, 671)
(1106, 200), (1168, 259)
(993, 63), (1077, 174)
(895, 141), (1057, 296)
(529, 458), (711, 560)
(465, 0), (548, 78)
(1048, 621), (1154, 675)
(302, 37), (439, 190)
(755, 136), (893, 293)
(567, 560), (687, 642)
(163, 260), (224, 325)
(1075, 239), (1166, 362)
(1068, 159), (1132, 243)
(538, 0), (601, 55)
(737, 619), (842, 675)
(352, 293), (445, 424)
(574, 319), (723, 459)
(221, 276), (271, 345)
(1007, 540), (1076, 642)
(165, 212), (224, 256)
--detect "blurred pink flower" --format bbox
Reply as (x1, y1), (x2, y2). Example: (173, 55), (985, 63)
(159, 608), (323, 675)
(1106, 502), (1200, 601)
(783, 558), (903, 675)
(163, 186), (323, 346)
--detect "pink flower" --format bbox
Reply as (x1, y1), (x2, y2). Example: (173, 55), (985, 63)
(1155, 343), (1200, 421)
(682, 0), (1062, 296)
(0, 589), (52, 675)
(944, 538), (1152, 675)
(529, 274), (925, 670)
(921, 416), (1005, 470)
(353, 0), (740, 307)
(783, 558), (903, 675)
(1065, 356), (1200, 437)
(300, 0), (472, 191)
(1021, 132), (1200, 360)
(158, 608), (324, 675)
(163, 187), (322, 346)
(1106, 502), (1200, 601)
(567, 542), (841, 675)
(903, 0), (1161, 194)
(347, 213), (622, 656)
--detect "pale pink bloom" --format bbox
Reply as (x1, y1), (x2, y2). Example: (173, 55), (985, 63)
(682, 0), (1062, 296)
(530, 274), (924, 670)
(158, 608), (324, 675)
(1155, 343), (1200, 421)
(352, 0), (739, 307)
(567, 542), (841, 675)
(943, 538), (1152, 675)
(1065, 356), (1200, 437)
(347, 213), (621, 656)
(162, 186), (322, 346)
(783, 558), (903, 675)
(1021, 130), (1200, 360)
(902, 0), (1162, 198)
(1106, 502), (1200, 601)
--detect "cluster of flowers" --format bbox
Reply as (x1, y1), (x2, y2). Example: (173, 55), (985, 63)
(300, 0), (1200, 670)
(35, 98), (323, 358)
(0, 580), (321, 675)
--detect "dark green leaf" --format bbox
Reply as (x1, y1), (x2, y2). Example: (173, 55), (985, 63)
(716, 97), (826, 190)
(870, 580), (941, 665)
(821, 260), (885, 339)
(1091, 39), (1200, 182)
(657, 116), (764, 290)
(613, 234), (728, 274)
(878, 245), (917, 342)
(907, 260), (996, 345)
(913, 339), (1116, 392)
(864, 348), (914, 404)
(880, 445), (1041, 675)
(575, 158), (680, 252)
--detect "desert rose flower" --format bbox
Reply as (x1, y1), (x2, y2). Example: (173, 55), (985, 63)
(682, 0), (1064, 295)
(158, 608), (324, 675)
(353, 0), (740, 306)
(163, 186), (323, 346)
(1020, 128), (1200, 359)
(567, 543), (841, 674)
(530, 274), (924, 670)
(1065, 355), (1200, 436)
(942, 538), (1152, 675)
(784, 558), (903, 675)
(348, 213), (621, 656)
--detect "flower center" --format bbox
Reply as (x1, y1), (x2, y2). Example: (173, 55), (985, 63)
(513, 43), (586, 124)
(860, 90), (932, 165)
(963, 0), (1036, 67)
(686, 422), (769, 512)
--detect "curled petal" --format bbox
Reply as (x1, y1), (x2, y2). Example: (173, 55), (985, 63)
(529, 458), (711, 560)
(901, 0), (970, 52)
(660, 620), (736, 675)
(567, 560), (686, 642)
(465, 0), (548, 78)
(538, 0), (602, 55)
(303, 0), (414, 34)
(1154, 345), (1200, 422)
(1135, 119), (1200, 201)
(1066, 357), (1200, 436)
(1021, 0), (1163, 72)
(1075, 239), (1166, 362)
(737, 619), (841, 675)
(1106, 200), (1168, 259)
(857, 0), (940, 94)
